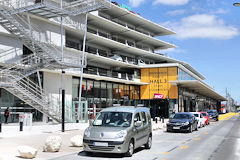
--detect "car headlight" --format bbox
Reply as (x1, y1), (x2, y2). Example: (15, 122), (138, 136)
(84, 128), (90, 137)
(183, 122), (189, 125)
(115, 130), (127, 138)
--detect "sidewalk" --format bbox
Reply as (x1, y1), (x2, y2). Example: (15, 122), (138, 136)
(0, 120), (167, 160)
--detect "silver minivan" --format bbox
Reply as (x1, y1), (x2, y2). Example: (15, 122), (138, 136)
(83, 106), (152, 157)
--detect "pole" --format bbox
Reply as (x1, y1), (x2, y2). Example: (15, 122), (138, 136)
(62, 71), (65, 132)
(60, 0), (65, 132)
(0, 88), (1, 133)
(78, 13), (88, 120)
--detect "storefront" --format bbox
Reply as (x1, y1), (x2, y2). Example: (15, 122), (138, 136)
(140, 65), (226, 118)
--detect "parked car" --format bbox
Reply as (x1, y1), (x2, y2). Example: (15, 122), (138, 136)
(200, 111), (210, 125)
(191, 112), (206, 128)
(207, 110), (219, 121)
(83, 106), (152, 157)
(166, 112), (198, 133)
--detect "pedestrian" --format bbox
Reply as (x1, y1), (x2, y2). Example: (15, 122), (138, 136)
(4, 107), (10, 124)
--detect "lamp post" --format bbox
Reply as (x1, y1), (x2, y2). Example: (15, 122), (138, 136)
(233, 2), (240, 6)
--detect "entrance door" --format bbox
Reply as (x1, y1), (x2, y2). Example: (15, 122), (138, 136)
(73, 101), (88, 123)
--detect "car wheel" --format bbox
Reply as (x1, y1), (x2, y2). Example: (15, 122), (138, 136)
(216, 118), (219, 121)
(189, 125), (193, 133)
(145, 135), (152, 149)
(167, 128), (171, 132)
(208, 122), (210, 125)
(85, 151), (93, 156)
(125, 140), (134, 157)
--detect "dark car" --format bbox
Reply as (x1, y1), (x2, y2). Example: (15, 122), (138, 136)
(166, 112), (198, 133)
(207, 110), (219, 121)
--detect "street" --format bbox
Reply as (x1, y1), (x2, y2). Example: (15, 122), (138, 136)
(51, 115), (240, 160)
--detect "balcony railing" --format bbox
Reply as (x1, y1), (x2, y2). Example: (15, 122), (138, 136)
(98, 12), (153, 37)
(87, 27), (153, 52)
(83, 67), (136, 81)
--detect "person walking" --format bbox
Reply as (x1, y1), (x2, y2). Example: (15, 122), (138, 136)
(4, 107), (10, 124)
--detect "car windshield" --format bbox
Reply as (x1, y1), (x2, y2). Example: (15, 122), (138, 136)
(202, 113), (207, 116)
(194, 114), (199, 117)
(93, 112), (132, 127)
(172, 114), (190, 119)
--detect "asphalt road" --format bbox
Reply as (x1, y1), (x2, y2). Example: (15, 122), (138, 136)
(51, 115), (240, 160)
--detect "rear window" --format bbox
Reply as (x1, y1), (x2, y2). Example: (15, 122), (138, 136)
(173, 114), (190, 119)
(194, 114), (199, 117)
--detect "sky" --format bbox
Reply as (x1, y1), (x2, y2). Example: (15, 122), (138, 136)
(115, 0), (240, 103)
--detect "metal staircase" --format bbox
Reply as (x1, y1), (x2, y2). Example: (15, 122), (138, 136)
(2, 0), (111, 18)
(0, 0), (110, 122)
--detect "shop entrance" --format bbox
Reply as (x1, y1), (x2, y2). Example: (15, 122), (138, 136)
(150, 99), (169, 118)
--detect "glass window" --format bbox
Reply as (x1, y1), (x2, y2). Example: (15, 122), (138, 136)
(107, 83), (113, 107)
(134, 113), (141, 122)
(133, 86), (140, 100)
(101, 82), (107, 99)
(113, 83), (119, 103)
(86, 80), (94, 98)
(178, 68), (196, 81)
(141, 112), (147, 125)
(72, 77), (79, 101)
(93, 112), (132, 127)
(94, 81), (101, 98)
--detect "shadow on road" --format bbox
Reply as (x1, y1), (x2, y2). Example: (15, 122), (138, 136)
(77, 147), (146, 158)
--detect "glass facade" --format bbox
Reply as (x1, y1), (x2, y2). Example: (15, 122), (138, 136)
(178, 68), (196, 81)
(0, 72), (44, 123)
(72, 77), (140, 110)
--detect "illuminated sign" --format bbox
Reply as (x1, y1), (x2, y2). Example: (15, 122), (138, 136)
(154, 94), (164, 99)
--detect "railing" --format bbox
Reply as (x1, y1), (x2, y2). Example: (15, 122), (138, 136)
(0, 0), (111, 16)
(0, 3), (86, 67)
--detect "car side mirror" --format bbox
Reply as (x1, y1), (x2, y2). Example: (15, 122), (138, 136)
(134, 121), (142, 127)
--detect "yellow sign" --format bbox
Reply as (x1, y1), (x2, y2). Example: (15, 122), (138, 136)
(140, 67), (178, 99)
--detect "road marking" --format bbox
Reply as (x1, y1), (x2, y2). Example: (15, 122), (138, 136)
(180, 145), (189, 149)
(164, 152), (169, 154)
(204, 132), (208, 135)
(194, 137), (201, 140)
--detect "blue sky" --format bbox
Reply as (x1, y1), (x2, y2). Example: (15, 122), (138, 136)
(115, 0), (240, 103)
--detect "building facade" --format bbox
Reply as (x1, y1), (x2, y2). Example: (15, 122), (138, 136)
(0, 0), (226, 123)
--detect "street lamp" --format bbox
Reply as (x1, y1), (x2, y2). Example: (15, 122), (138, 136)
(233, 2), (240, 7)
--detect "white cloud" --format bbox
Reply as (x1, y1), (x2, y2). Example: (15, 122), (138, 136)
(153, 0), (190, 6)
(167, 9), (186, 16)
(211, 8), (229, 14)
(162, 14), (239, 40)
(129, 0), (145, 7)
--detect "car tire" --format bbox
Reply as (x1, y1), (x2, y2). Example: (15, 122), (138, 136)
(167, 128), (171, 132)
(145, 135), (152, 149)
(189, 125), (193, 133)
(216, 118), (219, 121)
(85, 151), (93, 156)
(125, 140), (134, 157)
(195, 124), (198, 131)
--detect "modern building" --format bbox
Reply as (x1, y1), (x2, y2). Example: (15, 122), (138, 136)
(0, 0), (226, 123)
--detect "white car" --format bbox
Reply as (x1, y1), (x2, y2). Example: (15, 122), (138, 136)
(191, 112), (206, 128)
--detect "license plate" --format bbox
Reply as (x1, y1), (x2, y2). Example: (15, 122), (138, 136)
(173, 127), (180, 129)
(93, 142), (108, 147)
